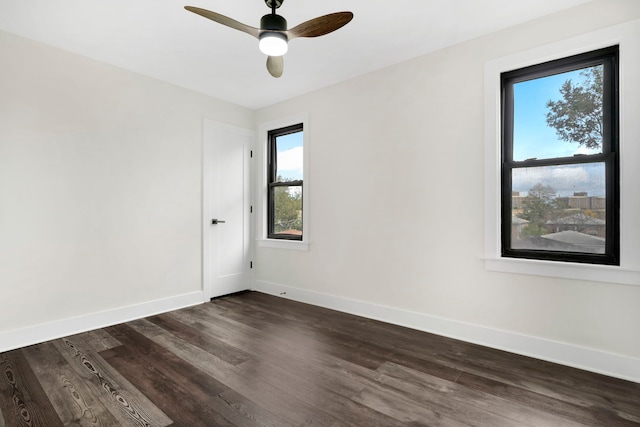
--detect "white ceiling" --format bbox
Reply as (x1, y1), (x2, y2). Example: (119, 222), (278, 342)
(0, 0), (592, 109)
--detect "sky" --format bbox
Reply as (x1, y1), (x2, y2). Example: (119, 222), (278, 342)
(513, 67), (601, 160)
(513, 163), (605, 198)
(511, 66), (605, 197)
(276, 131), (303, 181)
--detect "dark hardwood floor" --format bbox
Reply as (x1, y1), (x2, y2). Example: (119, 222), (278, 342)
(1, 291), (639, 426)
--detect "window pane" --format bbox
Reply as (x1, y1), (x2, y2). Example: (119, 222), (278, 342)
(510, 163), (606, 253)
(513, 65), (603, 161)
(268, 123), (304, 241)
(275, 131), (303, 182)
(272, 186), (303, 236)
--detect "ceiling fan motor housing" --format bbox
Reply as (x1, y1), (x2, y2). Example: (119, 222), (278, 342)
(261, 13), (287, 32)
(264, 0), (283, 9)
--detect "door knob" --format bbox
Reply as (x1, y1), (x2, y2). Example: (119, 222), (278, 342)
(211, 219), (226, 225)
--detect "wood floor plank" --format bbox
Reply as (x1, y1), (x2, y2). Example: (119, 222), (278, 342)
(170, 304), (380, 398)
(375, 361), (585, 427)
(217, 295), (464, 380)
(1, 292), (639, 426)
(433, 350), (640, 422)
(225, 293), (640, 425)
(52, 337), (172, 427)
(21, 341), (121, 426)
(101, 345), (235, 427)
(145, 328), (335, 427)
(206, 295), (640, 424)
(234, 291), (458, 355)
(0, 350), (65, 427)
(127, 318), (338, 426)
(103, 323), (289, 427)
(432, 332), (639, 402)
(238, 294), (640, 425)
(103, 324), (228, 398)
(208, 389), (291, 427)
(203, 302), (461, 386)
(145, 313), (251, 366)
(208, 297), (395, 370)
(353, 383), (469, 427)
(455, 370), (640, 427)
(68, 329), (122, 353)
(238, 358), (406, 427)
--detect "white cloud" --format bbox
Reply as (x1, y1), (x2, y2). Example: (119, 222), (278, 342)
(277, 146), (303, 179)
(573, 145), (600, 156)
(551, 165), (589, 183)
(513, 164), (604, 196)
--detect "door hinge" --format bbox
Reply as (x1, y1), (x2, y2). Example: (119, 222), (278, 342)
(250, 261), (253, 269)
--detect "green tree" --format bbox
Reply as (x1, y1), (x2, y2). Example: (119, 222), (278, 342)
(272, 175), (302, 234)
(520, 223), (548, 238)
(520, 183), (562, 236)
(273, 187), (302, 233)
(546, 66), (603, 149)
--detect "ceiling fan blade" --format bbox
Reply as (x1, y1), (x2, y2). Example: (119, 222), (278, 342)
(184, 6), (260, 38)
(267, 56), (284, 78)
(287, 12), (353, 40)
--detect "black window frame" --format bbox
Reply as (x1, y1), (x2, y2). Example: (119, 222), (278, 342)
(267, 123), (304, 241)
(501, 46), (619, 265)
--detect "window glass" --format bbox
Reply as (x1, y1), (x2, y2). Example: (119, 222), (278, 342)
(275, 132), (303, 182)
(267, 124), (303, 240)
(512, 65), (603, 161)
(510, 163), (606, 253)
(272, 186), (303, 236)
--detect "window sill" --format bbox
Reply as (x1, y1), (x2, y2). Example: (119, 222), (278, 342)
(483, 256), (640, 286)
(258, 239), (309, 251)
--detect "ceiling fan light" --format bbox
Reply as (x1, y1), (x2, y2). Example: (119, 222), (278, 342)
(259, 32), (288, 56)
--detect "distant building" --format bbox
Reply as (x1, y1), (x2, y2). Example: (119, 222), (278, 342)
(541, 230), (605, 254)
(556, 192), (605, 210)
(511, 216), (529, 241)
(512, 230), (605, 254)
(546, 213), (605, 238)
(512, 191), (526, 210)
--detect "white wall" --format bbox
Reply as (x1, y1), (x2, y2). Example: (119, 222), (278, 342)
(254, 0), (640, 380)
(0, 30), (252, 345)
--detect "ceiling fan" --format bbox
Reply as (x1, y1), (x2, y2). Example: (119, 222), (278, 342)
(184, 0), (353, 78)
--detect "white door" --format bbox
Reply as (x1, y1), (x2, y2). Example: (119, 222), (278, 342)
(203, 120), (252, 299)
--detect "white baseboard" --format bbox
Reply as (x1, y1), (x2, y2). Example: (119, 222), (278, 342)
(0, 291), (204, 353)
(253, 280), (640, 383)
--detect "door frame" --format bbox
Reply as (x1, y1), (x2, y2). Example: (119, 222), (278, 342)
(202, 119), (254, 301)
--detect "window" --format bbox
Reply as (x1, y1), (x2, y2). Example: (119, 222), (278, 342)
(267, 123), (304, 240)
(501, 46), (619, 265)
